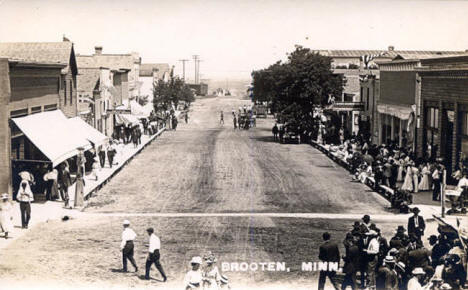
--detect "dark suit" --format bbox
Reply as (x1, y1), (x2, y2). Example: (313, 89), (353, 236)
(342, 244), (360, 290)
(318, 240), (340, 290)
(408, 215), (425, 240)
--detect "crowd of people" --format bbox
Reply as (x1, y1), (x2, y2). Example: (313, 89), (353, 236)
(319, 134), (468, 214)
(319, 212), (467, 290)
(231, 105), (256, 130)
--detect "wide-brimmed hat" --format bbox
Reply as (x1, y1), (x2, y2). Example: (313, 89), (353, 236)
(1, 193), (8, 200)
(396, 262), (405, 271)
(384, 256), (395, 263)
(190, 256), (202, 265)
(412, 207), (420, 214)
(412, 267), (425, 275)
(397, 226), (406, 233)
(122, 219), (130, 225)
(362, 215), (370, 221)
(440, 283), (452, 289)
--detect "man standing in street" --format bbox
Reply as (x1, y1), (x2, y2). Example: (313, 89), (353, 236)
(342, 233), (360, 290)
(408, 207), (425, 242)
(272, 123), (279, 141)
(120, 220), (138, 273)
(318, 232), (340, 290)
(107, 141), (117, 169)
(363, 230), (380, 289)
(17, 180), (34, 229)
(145, 227), (167, 281)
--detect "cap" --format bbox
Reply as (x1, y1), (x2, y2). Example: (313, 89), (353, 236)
(190, 256), (202, 264)
(412, 267), (425, 275)
(122, 220), (130, 225)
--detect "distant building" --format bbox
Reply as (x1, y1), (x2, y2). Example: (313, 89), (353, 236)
(77, 46), (140, 104)
(187, 83), (208, 96)
(360, 74), (380, 144)
(139, 63), (171, 100)
(0, 58), (66, 195)
(0, 40), (79, 118)
(76, 54), (131, 137)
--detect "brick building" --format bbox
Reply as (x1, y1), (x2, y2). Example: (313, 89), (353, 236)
(0, 40), (79, 118)
(77, 46), (140, 104)
(417, 55), (468, 175)
(359, 74), (380, 144)
(0, 58), (66, 195)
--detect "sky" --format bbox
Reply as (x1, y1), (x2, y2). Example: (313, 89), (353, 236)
(1, 0), (468, 82)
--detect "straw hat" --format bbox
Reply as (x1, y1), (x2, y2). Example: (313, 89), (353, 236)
(122, 220), (130, 226)
(1, 193), (8, 200)
(190, 256), (202, 264)
(412, 267), (425, 275)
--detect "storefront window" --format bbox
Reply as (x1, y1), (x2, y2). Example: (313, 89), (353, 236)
(426, 107), (439, 129)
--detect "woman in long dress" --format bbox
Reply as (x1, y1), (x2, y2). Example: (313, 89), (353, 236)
(401, 162), (414, 192)
(418, 163), (431, 191)
(397, 158), (405, 182)
(0, 193), (13, 239)
(74, 172), (85, 208)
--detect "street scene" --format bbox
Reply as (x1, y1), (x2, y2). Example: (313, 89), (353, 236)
(1, 1), (468, 289)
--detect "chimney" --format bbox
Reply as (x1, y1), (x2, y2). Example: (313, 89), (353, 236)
(95, 46), (103, 55)
(388, 45), (395, 51)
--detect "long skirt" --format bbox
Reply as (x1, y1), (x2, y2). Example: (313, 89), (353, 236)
(419, 174), (430, 191)
(74, 179), (84, 207)
(401, 172), (413, 192)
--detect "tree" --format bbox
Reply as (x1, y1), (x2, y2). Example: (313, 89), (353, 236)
(153, 71), (195, 112)
(251, 45), (344, 136)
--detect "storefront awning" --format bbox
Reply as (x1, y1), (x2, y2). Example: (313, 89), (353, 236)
(11, 110), (92, 167)
(115, 114), (141, 126)
(377, 103), (413, 120)
(67, 117), (109, 147)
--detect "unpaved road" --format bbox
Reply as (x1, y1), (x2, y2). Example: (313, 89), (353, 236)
(0, 95), (399, 289)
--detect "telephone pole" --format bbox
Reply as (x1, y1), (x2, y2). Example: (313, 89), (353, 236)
(178, 59), (189, 80)
(192, 55), (199, 84)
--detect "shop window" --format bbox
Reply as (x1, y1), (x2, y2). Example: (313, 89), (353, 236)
(44, 104), (57, 111)
(426, 107), (439, 129)
(31, 106), (42, 114)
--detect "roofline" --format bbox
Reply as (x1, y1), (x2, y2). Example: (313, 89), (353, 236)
(376, 59), (421, 65)
(416, 67), (468, 72)
(6, 58), (67, 68)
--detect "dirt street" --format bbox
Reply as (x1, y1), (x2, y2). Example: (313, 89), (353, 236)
(0, 96), (403, 289)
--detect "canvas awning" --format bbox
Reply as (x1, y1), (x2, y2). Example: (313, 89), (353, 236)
(67, 117), (109, 147)
(377, 103), (413, 120)
(11, 110), (92, 167)
(115, 114), (141, 126)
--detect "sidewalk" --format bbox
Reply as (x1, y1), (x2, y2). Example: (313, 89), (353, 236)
(309, 140), (467, 225)
(0, 127), (165, 251)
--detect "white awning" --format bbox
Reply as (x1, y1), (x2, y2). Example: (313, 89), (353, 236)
(377, 103), (413, 120)
(67, 117), (109, 147)
(115, 114), (141, 126)
(11, 110), (92, 167)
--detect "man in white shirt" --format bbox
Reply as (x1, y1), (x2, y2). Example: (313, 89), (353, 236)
(17, 180), (34, 229)
(364, 230), (380, 289)
(407, 267), (426, 290)
(145, 227), (167, 281)
(121, 220), (138, 272)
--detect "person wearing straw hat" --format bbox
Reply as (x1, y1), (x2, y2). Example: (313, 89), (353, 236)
(184, 256), (204, 289)
(377, 256), (398, 290)
(363, 230), (380, 289)
(0, 193), (13, 239)
(144, 227), (167, 281)
(407, 267), (426, 290)
(120, 220), (138, 273)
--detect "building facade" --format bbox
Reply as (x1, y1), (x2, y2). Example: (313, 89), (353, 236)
(417, 56), (468, 174)
(0, 58), (65, 195)
(0, 41), (79, 118)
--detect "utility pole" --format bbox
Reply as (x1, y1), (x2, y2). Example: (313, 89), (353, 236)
(192, 55), (199, 84)
(178, 59), (189, 80)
